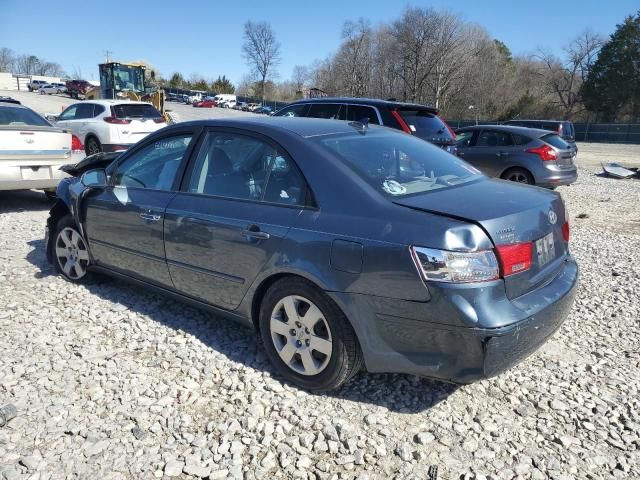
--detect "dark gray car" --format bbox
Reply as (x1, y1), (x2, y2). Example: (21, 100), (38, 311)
(455, 125), (578, 187)
(45, 118), (578, 391)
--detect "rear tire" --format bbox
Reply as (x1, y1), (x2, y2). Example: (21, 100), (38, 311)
(44, 190), (57, 201)
(259, 278), (363, 392)
(85, 136), (102, 156)
(52, 215), (91, 283)
(502, 167), (534, 185)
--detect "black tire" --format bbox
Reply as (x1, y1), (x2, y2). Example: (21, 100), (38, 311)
(52, 215), (91, 283)
(85, 136), (102, 156)
(259, 277), (363, 391)
(501, 167), (534, 185)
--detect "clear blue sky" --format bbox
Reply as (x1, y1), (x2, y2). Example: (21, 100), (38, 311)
(1, 0), (637, 84)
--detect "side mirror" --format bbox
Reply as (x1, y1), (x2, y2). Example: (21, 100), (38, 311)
(46, 113), (59, 122)
(81, 169), (107, 188)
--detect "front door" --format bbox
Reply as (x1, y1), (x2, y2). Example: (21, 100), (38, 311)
(164, 129), (309, 310)
(83, 131), (196, 288)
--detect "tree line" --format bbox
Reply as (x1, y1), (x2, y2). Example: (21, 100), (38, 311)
(0, 47), (66, 77)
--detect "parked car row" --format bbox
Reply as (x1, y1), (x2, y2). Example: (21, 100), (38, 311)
(273, 98), (577, 188)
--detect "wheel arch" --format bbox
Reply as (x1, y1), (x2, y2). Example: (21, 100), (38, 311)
(45, 200), (72, 264)
(500, 165), (535, 182)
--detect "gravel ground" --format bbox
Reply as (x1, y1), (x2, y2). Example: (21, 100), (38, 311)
(1, 88), (640, 479)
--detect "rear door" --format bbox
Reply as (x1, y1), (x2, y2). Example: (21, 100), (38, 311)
(306, 103), (345, 120)
(463, 129), (518, 176)
(83, 129), (197, 287)
(164, 128), (309, 310)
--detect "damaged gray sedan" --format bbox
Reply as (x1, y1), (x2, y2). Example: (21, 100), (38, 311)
(45, 117), (578, 391)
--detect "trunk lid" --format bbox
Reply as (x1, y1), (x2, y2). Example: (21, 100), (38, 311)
(393, 179), (568, 299)
(0, 126), (72, 165)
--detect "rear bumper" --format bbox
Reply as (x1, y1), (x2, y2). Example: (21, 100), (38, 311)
(0, 161), (74, 191)
(329, 255), (578, 383)
(536, 165), (578, 187)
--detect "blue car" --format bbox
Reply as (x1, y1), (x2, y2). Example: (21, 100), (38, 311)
(45, 117), (578, 391)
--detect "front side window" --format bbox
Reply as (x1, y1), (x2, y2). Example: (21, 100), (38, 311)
(316, 129), (482, 197)
(188, 131), (307, 205)
(58, 105), (78, 121)
(477, 130), (513, 147)
(112, 134), (193, 190)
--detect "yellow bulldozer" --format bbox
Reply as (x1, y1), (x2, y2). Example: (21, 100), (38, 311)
(85, 62), (175, 123)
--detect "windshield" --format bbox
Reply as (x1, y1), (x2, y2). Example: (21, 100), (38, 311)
(316, 128), (483, 197)
(397, 110), (454, 143)
(0, 106), (50, 127)
(110, 65), (145, 92)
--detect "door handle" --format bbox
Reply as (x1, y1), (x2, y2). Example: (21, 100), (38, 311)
(242, 226), (270, 240)
(497, 151), (510, 157)
(457, 151), (465, 157)
(140, 212), (161, 223)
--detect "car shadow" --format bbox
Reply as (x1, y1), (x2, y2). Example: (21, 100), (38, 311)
(25, 239), (458, 412)
(0, 190), (53, 213)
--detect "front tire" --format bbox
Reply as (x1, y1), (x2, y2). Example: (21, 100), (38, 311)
(52, 215), (91, 283)
(259, 278), (363, 391)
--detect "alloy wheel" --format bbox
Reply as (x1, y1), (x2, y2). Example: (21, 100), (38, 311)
(55, 227), (89, 280)
(270, 295), (333, 376)
(507, 172), (530, 183)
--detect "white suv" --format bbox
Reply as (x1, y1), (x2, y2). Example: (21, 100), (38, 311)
(52, 100), (166, 155)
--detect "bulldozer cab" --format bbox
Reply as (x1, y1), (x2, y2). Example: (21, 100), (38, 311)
(99, 62), (146, 100)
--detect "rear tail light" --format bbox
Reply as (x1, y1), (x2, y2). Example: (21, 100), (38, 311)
(526, 144), (557, 161)
(153, 117), (165, 124)
(104, 116), (131, 124)
(562, 221), (570, 242)
(411, 246), (499, 283)
(71, 134), (84, 153)
(495, 242), (533, 277)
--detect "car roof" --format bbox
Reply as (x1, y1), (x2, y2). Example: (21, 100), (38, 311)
(456, 124), (554, 137)
(284, 97), (438, 113)
(0, 96), (22, 105)
(166, 117), (382, 139)
(504, 119), (572, 124)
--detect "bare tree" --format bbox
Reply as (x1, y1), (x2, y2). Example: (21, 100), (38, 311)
(242, 21), (281, 103)
(537, 30), (603, 118)
(291, 65), (309, 95)
(0, 48), (15, 72)
(335, 19), (373, 97)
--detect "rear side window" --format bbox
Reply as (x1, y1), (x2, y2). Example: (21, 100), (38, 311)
(112, 104), (162, 119)
(307, 103), (344, 120)
(346, 105), (379, 125)
(0, 106), (50, 126)
(512, 133), (532, 145)
(455, 130), (475, 147)
(75, 103), (94, 119)
(397, 110), (453, 141)
(542, 134), (570, 150)
(275, 104), (309, 117)
(93, 104), (106, 117)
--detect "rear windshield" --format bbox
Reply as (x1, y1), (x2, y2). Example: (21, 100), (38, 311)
(112, 104), (162, 119)
(315, 128), (482, 197)
(397, 110), (454, 142)
(0, 106), (50, 127)
(542, 134), (571, 150)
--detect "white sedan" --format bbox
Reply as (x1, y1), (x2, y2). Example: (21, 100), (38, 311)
(0, 98), (83, 198)
(38, 84), (64, 95)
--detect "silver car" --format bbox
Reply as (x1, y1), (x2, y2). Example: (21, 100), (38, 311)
(455, 125), (577, 188)
(0, 98), (82, 198)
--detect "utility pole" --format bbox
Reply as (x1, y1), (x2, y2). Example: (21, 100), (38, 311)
(104, 50), (112, 63)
